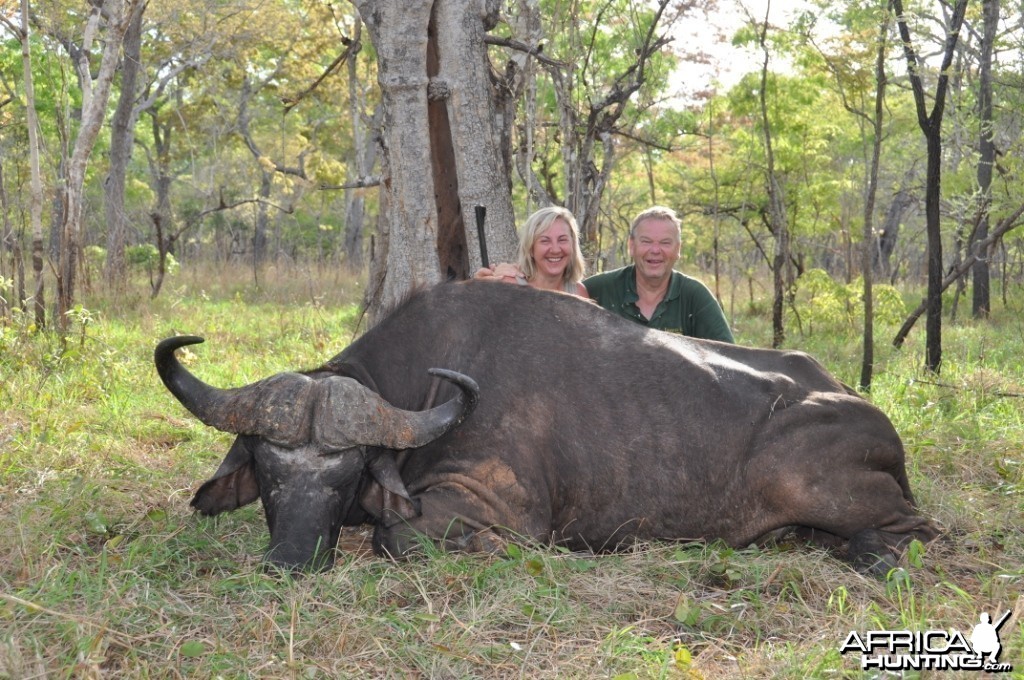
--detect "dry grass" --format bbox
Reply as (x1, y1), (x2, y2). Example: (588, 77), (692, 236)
(1, 264), (1022, 678)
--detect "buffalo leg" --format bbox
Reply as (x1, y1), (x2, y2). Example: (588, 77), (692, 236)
(372, 492), (508, 559)
(847, 529), (906, 576)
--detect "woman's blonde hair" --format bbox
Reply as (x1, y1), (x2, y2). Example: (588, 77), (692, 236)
(516, 206), (586, 289)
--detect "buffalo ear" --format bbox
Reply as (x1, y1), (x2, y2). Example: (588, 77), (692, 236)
(190, 436), (260, 515)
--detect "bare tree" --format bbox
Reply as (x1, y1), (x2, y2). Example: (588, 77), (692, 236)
(892, 0), (969, 372)
(14, 0), (46, 329)
(55, 0), (142, 333)
(754, 2), (791, 349)
(972, 0), (998, 318)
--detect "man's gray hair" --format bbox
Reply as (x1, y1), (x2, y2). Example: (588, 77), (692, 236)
(629, 206), (682, 240)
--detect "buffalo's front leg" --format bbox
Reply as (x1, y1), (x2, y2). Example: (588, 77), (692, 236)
(371, 482), (528, 558)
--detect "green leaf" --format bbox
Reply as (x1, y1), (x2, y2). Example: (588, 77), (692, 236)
(907, 539), (926, 568)
(180, 640), (206, 658)
(85, 512), (108, 535)
(673, 643), (693, 667)
(673, 596), (700, 626)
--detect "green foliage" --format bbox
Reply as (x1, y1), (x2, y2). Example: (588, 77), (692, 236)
(791, 268), (906, 331)
(126, 244), (179, 276)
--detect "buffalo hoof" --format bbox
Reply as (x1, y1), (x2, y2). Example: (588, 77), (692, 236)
(847, 529), (899, 576)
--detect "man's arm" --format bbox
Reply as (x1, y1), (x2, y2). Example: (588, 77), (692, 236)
(688, 284), (734, 343)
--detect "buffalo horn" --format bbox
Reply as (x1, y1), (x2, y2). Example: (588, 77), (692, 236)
(155, 336), (317, 446)
(314, 368), (480, 450)
(156, 337), (480, 449)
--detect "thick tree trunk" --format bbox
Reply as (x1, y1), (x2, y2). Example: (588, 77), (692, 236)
(434, 0), (516, 270)
(355, 0), (517, 319)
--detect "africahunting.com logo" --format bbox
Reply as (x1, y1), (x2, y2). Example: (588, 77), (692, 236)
(839, 610), (1014, 672)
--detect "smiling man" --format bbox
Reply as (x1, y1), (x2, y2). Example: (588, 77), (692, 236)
(583, 206), (734, 342)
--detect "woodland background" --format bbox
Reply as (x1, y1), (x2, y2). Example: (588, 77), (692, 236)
(1, 0), (1022, 375)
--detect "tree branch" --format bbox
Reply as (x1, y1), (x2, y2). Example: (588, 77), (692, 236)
(283, 37), (358, 114)
(483, 35), (565, 68)
(893, 201), (1024, 348)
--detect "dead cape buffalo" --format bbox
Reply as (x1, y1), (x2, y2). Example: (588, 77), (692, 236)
(155, 280), (937, 572)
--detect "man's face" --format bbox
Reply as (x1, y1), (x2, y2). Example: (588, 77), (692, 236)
(628, 217), (681, 282)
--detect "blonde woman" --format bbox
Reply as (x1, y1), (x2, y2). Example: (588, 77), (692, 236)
(475, 206), (588, 298)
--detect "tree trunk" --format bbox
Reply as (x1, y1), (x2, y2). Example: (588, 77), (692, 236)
(893, 0), (968, 373)
(56, 0), (137, 333)
(860, 9), (891, 392)
(253, 170), (271, 279)
(874, 186), (915, 280)
(104, 1), (146, 294)
(342, 22), (379, 271)
(354, 0), (518, 319)
(757, 7), (790, 349)
(19, 0), (46, 329)
(972, 0), (998, 318)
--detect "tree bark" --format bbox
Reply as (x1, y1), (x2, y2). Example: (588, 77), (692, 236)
(756, 5), (790, 349)
(20, 0), (46, 329)
(893, 0), (968, 373)
(434, 0), (517, 272)
(355, 0), (518, 319)
(972, 0), (998, 319)
(104, 0), (147, 293)
(56, 0), (139, 333)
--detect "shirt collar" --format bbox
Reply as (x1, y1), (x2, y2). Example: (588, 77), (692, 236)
(626, 264), (680, 302)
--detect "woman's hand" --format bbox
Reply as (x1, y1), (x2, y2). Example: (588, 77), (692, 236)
(474, 262), (526, 284)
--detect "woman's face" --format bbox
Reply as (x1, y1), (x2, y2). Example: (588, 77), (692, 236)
(531, 218), (574, 280)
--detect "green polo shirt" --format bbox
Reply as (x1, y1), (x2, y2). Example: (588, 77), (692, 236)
(583, 265), (734, 342)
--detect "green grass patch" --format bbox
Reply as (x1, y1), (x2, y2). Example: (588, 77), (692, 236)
(1, 265), (1021, 678)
